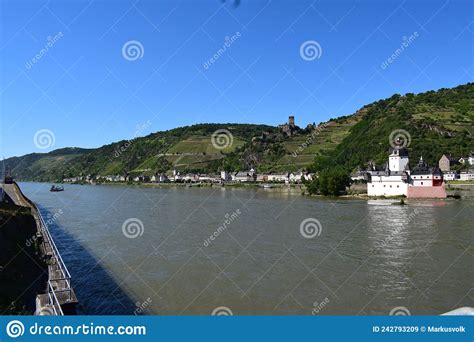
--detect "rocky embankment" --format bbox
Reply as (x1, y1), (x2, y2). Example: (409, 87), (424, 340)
(0, 202), (47, 314)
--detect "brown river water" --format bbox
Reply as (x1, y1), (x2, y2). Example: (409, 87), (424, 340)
(19, 182), (472, 315)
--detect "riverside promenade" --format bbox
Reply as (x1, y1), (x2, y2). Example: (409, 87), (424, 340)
(0, 182), (77, 315)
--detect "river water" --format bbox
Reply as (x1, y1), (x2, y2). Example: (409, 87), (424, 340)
(19, 182), (472, 315)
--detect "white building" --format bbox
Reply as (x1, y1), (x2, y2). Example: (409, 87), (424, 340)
(389, 147), (409, 172)
(443, 171), (458, 181)
(220, 171), (231, 181)
(410, 157), (443, 186)
(367, 148), (409, 197)
(183, 174), (199, 182)
(232, 171), (252, 182)
(367, 170), (408, 196)
(171, 170), (182, 182)
(460, 169), (474, 181)
(266, 173), (288, 182)
(288, 172), (304, 183)
(458, 153), (474, 165)
(198, 174), (217, 182)
(368, 149), (446, 198)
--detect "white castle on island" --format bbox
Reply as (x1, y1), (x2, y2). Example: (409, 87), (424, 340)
(367, 147), (446, 198)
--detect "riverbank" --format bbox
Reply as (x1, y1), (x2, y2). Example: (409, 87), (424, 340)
(68, 181), (302, 189)
(0, 202), (47, 314)
(20, 179), (474, 200)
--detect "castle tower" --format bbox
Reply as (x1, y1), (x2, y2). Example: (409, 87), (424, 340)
(389, 147), (409, 172)
(288, 115), (295, 127)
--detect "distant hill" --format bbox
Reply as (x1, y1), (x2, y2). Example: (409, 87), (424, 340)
(5, 148), (90, 181)
(5, 83), (474, 181)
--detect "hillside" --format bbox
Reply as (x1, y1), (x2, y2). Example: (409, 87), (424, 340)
(6, 117), (358, 181)
(5, 148), (90, 181)
(310, 83), (474, 172)
(5, 83), (474, 181)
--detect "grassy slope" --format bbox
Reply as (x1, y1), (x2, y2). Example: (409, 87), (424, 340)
(270, 116), (360, 172)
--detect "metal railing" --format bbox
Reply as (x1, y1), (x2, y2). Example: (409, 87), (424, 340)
(46, 281), (64, 315)
(13, 183), (72, 315)
(37, 209), (73, 301)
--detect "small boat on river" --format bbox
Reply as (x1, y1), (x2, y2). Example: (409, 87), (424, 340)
(50, 185), (64, 192)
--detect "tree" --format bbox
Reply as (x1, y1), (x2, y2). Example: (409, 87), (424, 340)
(307, 167), (350, 196)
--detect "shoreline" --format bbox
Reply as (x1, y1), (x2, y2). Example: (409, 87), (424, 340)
(18, 180), (473, 201)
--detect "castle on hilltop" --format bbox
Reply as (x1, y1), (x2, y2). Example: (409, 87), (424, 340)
(278, 115), (296, 136)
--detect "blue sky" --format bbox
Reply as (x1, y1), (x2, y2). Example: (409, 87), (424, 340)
(0, 0), (472, 158)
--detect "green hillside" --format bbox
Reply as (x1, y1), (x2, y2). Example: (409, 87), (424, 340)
(310, 83), (474, 172)
(5, 83), (473, 182)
